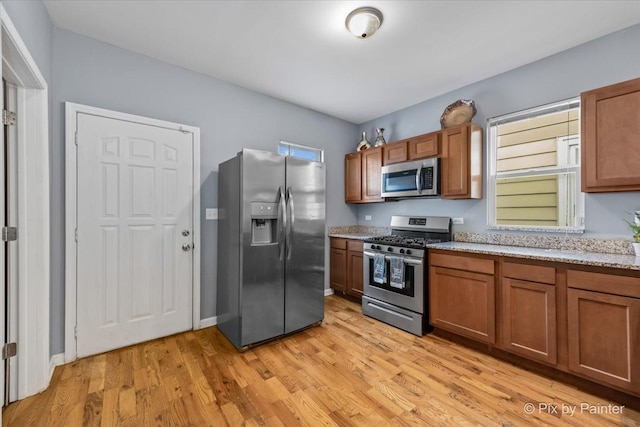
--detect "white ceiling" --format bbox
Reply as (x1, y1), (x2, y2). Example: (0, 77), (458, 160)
(43, 1), (640, 124)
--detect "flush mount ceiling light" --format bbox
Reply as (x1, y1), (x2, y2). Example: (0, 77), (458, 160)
(345, 7), (383, 39)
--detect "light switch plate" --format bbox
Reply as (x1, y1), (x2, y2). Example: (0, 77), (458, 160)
(365, 215), (372, 221)
(206, 208), (218, 220)
(452, 217), (464, 225)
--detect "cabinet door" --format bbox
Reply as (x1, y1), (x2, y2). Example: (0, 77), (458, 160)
(344, 152), (362, 203)
(441, 125), (469, 198)
(582, 77), (640, 192)
(408, 131), (440, 160)
(502, 278), (557, 365)
(430, 266), (495, 344)
(347, 251), (364, 297)
(361, 147), (383, 202)
(329, 248), (347, 293)
(567, 288), (640, 394)
(383, 141), (408, 165)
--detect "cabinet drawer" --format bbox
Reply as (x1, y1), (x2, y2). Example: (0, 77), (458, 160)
(347, 240), (363, 252)
(330, 238), (347, 250)
(430, 251), (494, 275)
(383, 141), (408, 165)
(503, 261), (555, 285)
(568, 270), (640, 299)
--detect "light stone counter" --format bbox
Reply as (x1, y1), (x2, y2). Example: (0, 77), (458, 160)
(328, 225), (389, 241)
(428, 241), (640, 271)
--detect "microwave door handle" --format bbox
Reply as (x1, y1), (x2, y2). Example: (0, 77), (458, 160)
(415, 164), (423, 195)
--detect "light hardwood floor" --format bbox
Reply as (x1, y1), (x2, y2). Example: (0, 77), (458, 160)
(4, 296), (640, 426)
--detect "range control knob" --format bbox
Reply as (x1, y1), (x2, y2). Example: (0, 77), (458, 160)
(399, 249), (405, 254)
(406, 249), (412, 255)
(387, 247), (393, 252)
(375, 245), (381, 250)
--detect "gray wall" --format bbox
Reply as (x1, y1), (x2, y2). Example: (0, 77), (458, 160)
(2, 1), (52, 81)
(358, 23), (640, 239)
(49, 29), (358, 355)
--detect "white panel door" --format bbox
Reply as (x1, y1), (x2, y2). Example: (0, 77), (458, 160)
(76, 113), (193, 358)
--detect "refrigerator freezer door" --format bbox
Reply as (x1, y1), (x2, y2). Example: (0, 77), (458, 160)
(284, 157), (326, 334)
(241, 149), (286, 346)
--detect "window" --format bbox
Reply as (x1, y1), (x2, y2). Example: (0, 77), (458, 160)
(487, 98), (584, 232)
(278, 141), (324, 162)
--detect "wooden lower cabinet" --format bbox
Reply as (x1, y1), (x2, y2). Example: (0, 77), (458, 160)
(347, 241), (364, 297)
(329, 247), (347, 293)
(429, 251), (496, 344)
(429, 249), (640, 398)
(501, 278), (557, 365)
(330, 237), (364, 298)
(567, 287), (640, 394)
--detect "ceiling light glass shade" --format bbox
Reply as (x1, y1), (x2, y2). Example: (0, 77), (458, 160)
(345, 7), (383, 39)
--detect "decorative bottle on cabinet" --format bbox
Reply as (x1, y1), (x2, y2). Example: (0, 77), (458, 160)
(374, 128), (386, 147)
(356, 132), (371, 151)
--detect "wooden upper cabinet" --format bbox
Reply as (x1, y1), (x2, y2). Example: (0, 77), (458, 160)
(344, 148), (383, 204)
(361, 147), (384, 202)
(441, 124), (482, 199)
(581, 77), (640, 192)
(382, 141), (408, 165)
(344, 152), (362, 203)
(408, 131), (440, 160)
(383, 131), (441, 165)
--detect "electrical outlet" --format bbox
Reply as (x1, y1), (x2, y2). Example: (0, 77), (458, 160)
(365, 215), (372, 221)
(206, 208), (218, 220)
(452, 217), (464, 225)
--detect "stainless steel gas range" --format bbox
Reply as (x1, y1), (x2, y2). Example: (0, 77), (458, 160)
(362, 215), (452, 336)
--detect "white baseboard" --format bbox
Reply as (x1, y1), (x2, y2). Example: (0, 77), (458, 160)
(324, 288), (335, 296)
(199, 316), (217, 329)
(49, 353), (65, 380)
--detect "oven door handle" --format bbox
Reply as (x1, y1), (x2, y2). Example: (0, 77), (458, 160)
(363, 251), (423, 266)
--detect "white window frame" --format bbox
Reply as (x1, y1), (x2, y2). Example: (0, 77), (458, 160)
(278, 140), (324, 162)
(486, 98), (585, 233)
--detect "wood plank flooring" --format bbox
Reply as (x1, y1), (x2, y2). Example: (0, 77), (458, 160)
(4, 296), (640, 426)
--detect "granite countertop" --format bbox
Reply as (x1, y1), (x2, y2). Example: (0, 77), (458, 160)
(428, 241), (640, 271)
(328, 225), (389, 241)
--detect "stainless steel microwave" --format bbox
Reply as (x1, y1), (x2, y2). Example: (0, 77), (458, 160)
(381, 158), (439, 198)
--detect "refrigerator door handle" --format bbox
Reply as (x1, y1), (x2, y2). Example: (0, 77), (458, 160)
(278, 186), (286, 260)
(286, 186), (295, 260)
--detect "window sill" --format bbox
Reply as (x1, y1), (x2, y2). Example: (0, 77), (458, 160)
(487, 225), (585, 234)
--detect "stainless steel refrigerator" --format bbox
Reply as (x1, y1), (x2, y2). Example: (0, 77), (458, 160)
(217, 149), (326, 349)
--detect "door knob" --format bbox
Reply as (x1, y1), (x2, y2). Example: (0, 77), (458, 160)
(182, 244), (191, 252)
(182, 230), (190, 236)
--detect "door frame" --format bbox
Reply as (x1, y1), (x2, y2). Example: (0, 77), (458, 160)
(0, 4), (51, 403)
(64, 102), (201, 363)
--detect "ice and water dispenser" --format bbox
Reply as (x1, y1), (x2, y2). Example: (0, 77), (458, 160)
(250, 201), (279, 245)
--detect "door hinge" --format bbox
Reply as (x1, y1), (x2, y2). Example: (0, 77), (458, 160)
(1, 226), (17, 242)
(2, 342), (17, 360)
(74, 325), (78, 339)
(75, 227), (78, 242)
(75, 131), (78, 146)
(2, 109), (16, 126)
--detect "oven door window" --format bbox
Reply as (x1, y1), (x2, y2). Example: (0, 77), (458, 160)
(382, 170), (418, 193)
(367, 257), (415, 297)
